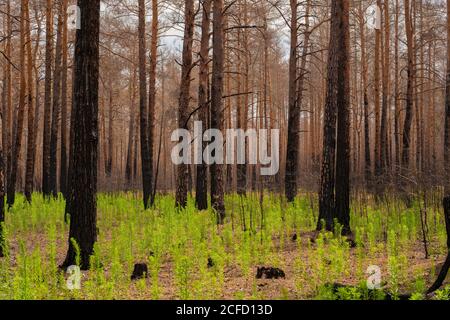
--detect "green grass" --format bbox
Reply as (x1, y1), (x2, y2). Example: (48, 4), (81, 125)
(0, 191), (449, 300)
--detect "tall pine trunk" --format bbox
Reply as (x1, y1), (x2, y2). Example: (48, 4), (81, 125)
(195, 0), (212, 210)
(176, 0), (195, 208)
(24, 0), (35, 203)
(148, 0), (158, 205)
(318, 0), (351, 234)
(42, 0), (53, 198)
(210, 0), (226, 223)
(63, 0), (100, 270)
(7, 0), (27, 208)
(49, 0), (64, 198)
(138, 0), (153, 209)
(284, 0), (298, 203)
(59, 0), (69, 198)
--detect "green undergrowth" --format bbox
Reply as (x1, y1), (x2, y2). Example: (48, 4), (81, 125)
(0, 192), (448, 300)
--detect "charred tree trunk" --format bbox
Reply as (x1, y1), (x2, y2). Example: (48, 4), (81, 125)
(2, 0), (12, 200)
(210, 0), (226, 223)
(334, 0), (351, 236)
(176, 0), (195, 208)
(59, 0), (69, 198)
(49, 0), (64, 198)
(284, 0), (299, 203)
(195, 0), (211, 210)
(7, 0), (27, 208)
(63, 0), (100, 270)
(42, 0), (53, 199)
(318, 0), (351, 234)
(24, 0), (35, 203)
(138, 0), (153, 209)
(148, 0), (158, 205)
(401, 0), (415, 204)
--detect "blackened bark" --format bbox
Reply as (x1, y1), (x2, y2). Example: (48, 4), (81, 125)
(60, 0), (69, 198)
(318, 0), (351, 234)
(7, 0), (27, 208)
(42, 0), (53, 198)
(49, 0), (64, 198)
(285, 0), (298, 203)
(176, 0), (195, 208)
(401, 0), (414, 201)
(3, 0), (12, 199)
(138, 0), (153, 209)
(318, 1), (339, 231)
(334, 0), (351, 235)
(62, 0), (100, 270)
(195, 0), (211, 210)
(148, 0), (158, 206)
(210, 0), (226, 223)
(24, 0), (35, 203)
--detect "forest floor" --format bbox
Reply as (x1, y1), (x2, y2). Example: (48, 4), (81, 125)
(0, 192), (449, 300)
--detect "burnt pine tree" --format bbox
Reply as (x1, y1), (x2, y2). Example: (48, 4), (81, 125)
(401, 0), (414, 204)
(284, 0), (298, 203)
(24, 0), (36, 203)
(334, 0), (351, 236)
(42, 0), (53, 199)
(62, 0), (100, 270)
(428, 0), (450, 294)
(60, 0), (69, 198)
(176, 0), (195, 209)
(138, 0), (153, 210)
(49, 0), (64, 198)
(318, 0), (351, 235)
(210, 0), (226, 223)
(195, 0), (212, 211)
(7, 0), (27, 208)
(148, 0), (158, 206)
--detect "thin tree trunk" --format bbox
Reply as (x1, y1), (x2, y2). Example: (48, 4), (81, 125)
(24, 0), (35, 203)
(59, 0), (69, 198)
(284, 0), (298, 203)
(210, 0), (226, 223)
(126, 67), (137, 185)
(2, 0), (12, 198)
(7, 0), (27, 208)
(195, 0), (211, 210)
(176, 0), (195, 208)
(138, 0), (153, 209)
(49, 0), (64, 198)
(148, 0), (158, 205)
(359, 1), (371, 189)
(42, 0), (53, 198)
(401, 0), (415, 203)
